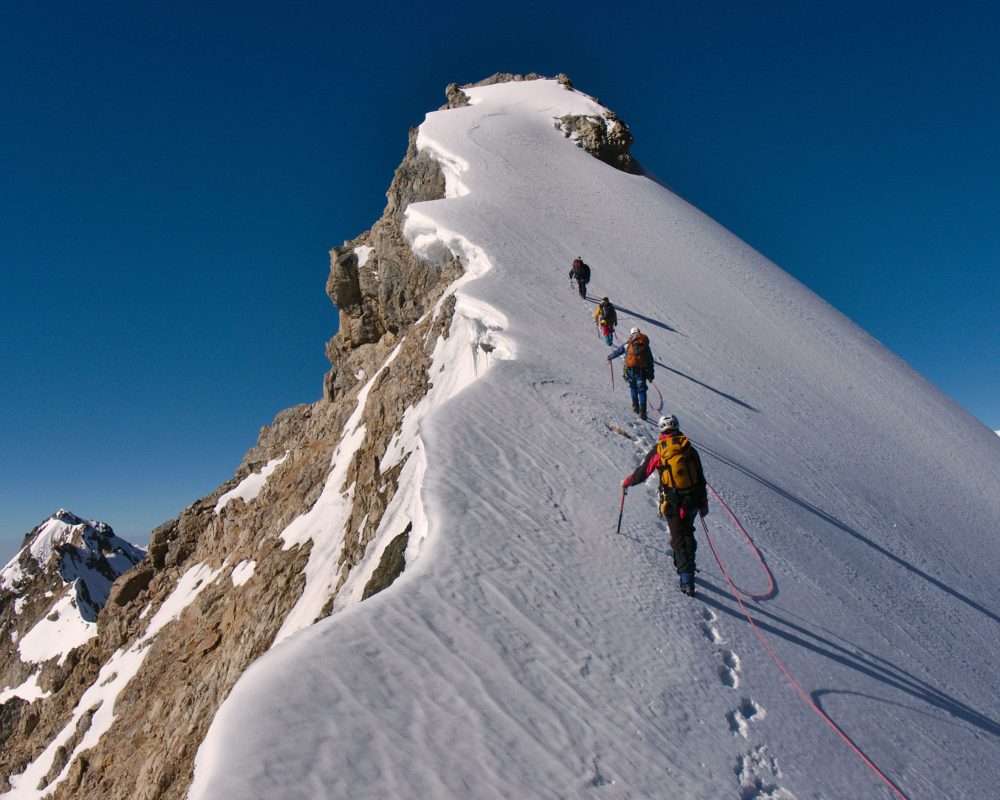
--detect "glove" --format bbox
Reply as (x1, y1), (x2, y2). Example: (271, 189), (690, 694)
(699, 502), (709, 518)
(621, 477), (630, 490)
(607, 354), (613, 362)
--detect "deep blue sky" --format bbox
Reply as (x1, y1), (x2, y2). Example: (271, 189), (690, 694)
(3, 1), (998, 558)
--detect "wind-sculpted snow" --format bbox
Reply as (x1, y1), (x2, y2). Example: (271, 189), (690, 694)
(190, 79), (1000, 799)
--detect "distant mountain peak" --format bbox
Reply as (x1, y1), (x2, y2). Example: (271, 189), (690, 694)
(1, 510), (145, 633)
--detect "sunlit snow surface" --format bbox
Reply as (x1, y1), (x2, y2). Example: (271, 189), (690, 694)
(190, 80), (1000, 799)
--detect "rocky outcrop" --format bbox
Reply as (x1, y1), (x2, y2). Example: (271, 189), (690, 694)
(324, 123), (460, 401)
(0, 73), (631, 800)
(0, 79), (469, 800)
(557, 111), (638, 173)
(362, 523), (411, 600)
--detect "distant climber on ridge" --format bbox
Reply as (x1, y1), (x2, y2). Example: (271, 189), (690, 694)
(569, 256), (591, 299)
(593, 297), (617, 345)
(608, 326), (654, 419)
(621, 414), (708, 596)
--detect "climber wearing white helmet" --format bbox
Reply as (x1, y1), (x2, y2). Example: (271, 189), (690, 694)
(620, 413), (708, 596)
(607, 326), (655, 419)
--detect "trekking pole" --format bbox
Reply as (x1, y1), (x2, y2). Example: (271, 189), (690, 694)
(616, 486), (627, 534)
(608, 358), (615, 391)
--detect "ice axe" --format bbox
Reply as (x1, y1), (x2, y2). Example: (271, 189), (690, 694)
(616, 486), (627, 534)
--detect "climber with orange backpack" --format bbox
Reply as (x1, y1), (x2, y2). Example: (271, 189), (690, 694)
(621, 414), (708, 596)
(593, 297), (617, 345)
(607, 326), (654, 419)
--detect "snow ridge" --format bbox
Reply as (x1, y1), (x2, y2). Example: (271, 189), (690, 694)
(188, 79), (1000, 800)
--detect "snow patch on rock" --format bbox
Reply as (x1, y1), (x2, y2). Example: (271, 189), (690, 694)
(215, 453), (289, 513)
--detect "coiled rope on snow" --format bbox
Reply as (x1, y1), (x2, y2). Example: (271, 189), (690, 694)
(701, 482), (909, 800)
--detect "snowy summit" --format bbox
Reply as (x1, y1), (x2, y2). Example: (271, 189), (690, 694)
(4, 76), (999, 800)
(1, 510), (145, 700)
(186, 79), (1000, 799)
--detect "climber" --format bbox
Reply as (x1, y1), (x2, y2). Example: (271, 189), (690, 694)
(608, 326), (654, 419)
(569, 256), (591, 299)
(593, 297), (618, 345)
(621, 414), (708, 596)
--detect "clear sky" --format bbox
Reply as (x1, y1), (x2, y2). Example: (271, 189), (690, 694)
(3, 0), (998, 559)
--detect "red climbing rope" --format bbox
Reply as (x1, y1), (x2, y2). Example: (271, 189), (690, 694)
(701, 482), (910, 800)
(648, 380), (664, 415)
(700, 483), (774, 600)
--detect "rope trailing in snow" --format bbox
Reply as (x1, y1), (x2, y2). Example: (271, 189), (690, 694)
(701, 482), (910, 800)
(648, 380), (664, 414)
(700, 483), (774, 600)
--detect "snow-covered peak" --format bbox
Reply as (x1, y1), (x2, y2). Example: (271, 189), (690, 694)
(462, 77), (605, 116)
(2, 510), (145, 620)
(189, 77), (1000, 800)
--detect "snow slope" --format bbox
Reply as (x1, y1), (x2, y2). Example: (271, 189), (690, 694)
(189, 80), (1000, 799)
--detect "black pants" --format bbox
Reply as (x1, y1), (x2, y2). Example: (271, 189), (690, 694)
(576, 279), (588, 299)
(664, 498), (698, 574)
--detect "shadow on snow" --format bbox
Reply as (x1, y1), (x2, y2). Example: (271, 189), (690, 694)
(693, 583), (1000, 740)
(696, 443), (1000, 630)
(653, 360), (760, 413)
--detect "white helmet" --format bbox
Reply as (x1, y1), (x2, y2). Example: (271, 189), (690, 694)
(629, 327), (639, 336)
(658, 414), (679, 432)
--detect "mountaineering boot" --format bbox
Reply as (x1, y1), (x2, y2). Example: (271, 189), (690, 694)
(631, 399), (640, 414)
(639, 402), (647, 421)
(678, 572), (696, 597)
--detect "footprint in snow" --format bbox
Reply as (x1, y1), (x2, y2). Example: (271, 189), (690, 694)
(736, 745), (796, 799)
(718, 649), (741, 688)
(700, 621), (723, 645)
(728, 697), (766, 739)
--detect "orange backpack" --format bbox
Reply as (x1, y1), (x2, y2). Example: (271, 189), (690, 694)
(625, 333), (649, 368)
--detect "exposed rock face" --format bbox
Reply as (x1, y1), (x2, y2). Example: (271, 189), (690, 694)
(0, 86), (461, 800)
(0, 73), (631, 800)
(0, 512), (146, 792)
(324, 122), (459, 401)
(557, 111), (638, 173)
